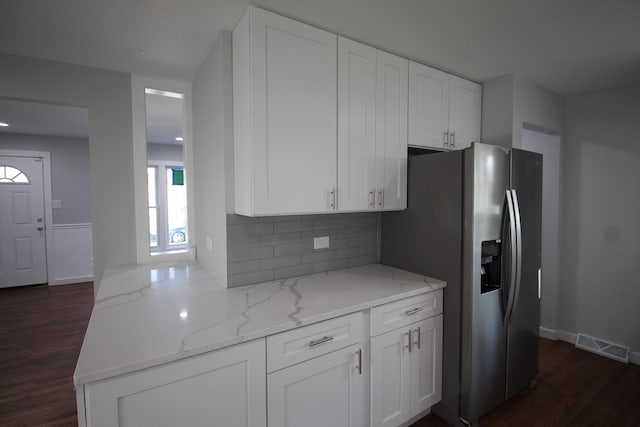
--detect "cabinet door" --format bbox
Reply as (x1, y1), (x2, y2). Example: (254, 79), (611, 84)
(250, 7), (337, 214)
(408, 61), (450, 150)
(268, 343), (366, 427)
(448, 76), (482, 150)
(409, 315), (443, 416)
(375, 51), (408, 211)
(84, 339), (266, 427)
(338, 37), (377, 212)
(370, 328), (411, 427)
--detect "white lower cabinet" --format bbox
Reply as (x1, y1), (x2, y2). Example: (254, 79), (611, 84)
(268, 343), (366, 427)
(78, 292), (443, 427)
(370, 315), (443, 427)
(82, 339), (266, 427)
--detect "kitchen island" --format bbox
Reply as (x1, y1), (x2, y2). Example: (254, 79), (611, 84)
(75, 262), (445, 426)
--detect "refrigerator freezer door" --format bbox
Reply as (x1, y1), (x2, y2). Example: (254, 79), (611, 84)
(505, 149), (542, 399)
(460, 144), (510, 423)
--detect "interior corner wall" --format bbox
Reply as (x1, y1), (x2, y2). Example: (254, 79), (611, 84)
(192, 32), (232, 286)
(0, 133), (91, 224)
(512, 75), (564, 148)
(561, 81), (640, 354)
(0, 53), (135, 288)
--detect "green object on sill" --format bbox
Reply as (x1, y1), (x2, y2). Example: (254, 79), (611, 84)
(172, 168), (184, 186)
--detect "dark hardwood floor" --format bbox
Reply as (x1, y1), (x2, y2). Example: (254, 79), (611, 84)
(0, 282), (94, 427)
(412, 338), (640, 427)
(1, 282), (639, 426)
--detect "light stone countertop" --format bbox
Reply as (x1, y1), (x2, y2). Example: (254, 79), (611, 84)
(74, 262), (446, 385)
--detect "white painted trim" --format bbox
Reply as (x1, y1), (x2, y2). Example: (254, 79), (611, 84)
(52, 223), (92, 230)
(556, 329), (578, 344)
(131, 76), (195, 265)
(53, 275), (94, 286)
(0, 149), (55, 285)
(538, 326), (557, 341)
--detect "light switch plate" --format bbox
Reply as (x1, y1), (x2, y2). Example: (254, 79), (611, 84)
(313, 236), (330, 249)
(206, 237), (213, 251)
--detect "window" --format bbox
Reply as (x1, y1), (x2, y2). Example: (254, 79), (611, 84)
(0, 165), (29, 183)
(148, 162), (188, 252)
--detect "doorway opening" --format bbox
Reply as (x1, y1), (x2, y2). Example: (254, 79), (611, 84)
(0, 98), (91, 288)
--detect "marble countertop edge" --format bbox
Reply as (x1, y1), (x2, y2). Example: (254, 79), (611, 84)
(74, 263), (445, 386)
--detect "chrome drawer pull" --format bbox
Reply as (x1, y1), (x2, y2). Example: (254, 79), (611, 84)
(415, 327), (421, 349)
(405, 307), (424, 316)
(308, 335), (334, 347)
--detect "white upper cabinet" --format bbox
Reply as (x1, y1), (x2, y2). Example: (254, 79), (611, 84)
(233, 7), (337, 216)
(448, 76), (482, 150)
(337, 38), (408, 212)
(337, 37), (377, 212)
(376, 51), (408, 210)
(408, 61), (481, 151)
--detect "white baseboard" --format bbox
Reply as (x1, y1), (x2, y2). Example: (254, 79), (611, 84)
(539, 326), (557, 340)
(540, 326), (638, 366)
(52, 275), (94, 286)
(556, 329), (578, 344)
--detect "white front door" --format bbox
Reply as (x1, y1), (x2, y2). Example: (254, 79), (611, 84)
(0, 155), (47, 287)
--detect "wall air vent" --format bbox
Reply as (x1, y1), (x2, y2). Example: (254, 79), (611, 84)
(575, 333), (629, 363)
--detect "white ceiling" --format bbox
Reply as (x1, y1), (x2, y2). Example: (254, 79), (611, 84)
(0, 98), (89, 139)
(0, 95), (183, 144)
(1, 0), (639, 96)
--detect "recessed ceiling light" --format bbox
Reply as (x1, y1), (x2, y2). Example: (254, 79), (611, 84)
(175, 137), (184, 141)
(0, 122), (9, 127)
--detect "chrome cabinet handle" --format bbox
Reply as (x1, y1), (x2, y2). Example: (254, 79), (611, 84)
(356, 348), (362, 375)
(405, 330), (412, 352)
(443, 130), (449, 148)
(329, 188), (336, 210)
(451, 131), (455, 148)
(415, 327), (421, 349)
(369, 189), (375, 208)
(309, 335), (334, 347)
(405, 307), (424, 316)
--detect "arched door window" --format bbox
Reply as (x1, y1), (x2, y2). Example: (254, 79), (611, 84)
(0, 166), (30, 183)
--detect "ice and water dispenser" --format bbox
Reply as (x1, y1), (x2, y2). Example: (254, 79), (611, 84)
(480, 240), (502, 294)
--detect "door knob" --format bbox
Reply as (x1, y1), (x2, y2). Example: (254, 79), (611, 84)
(37, 217), (43, 222)
(37, 226), (44, 231)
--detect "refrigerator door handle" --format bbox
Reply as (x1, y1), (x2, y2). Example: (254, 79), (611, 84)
(509, 189), (523, 323)
(503, 190), (518, 326)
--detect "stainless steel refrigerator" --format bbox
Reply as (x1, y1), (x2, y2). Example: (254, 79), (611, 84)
(381, 143), (542, 426)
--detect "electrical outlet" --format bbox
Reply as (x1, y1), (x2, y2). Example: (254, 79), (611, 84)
(206, 237), (213, 251)
(313, 236), (330, 249)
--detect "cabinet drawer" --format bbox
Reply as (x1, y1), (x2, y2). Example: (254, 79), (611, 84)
(370, 290), (442, 337)
(267, 312), (363, 372)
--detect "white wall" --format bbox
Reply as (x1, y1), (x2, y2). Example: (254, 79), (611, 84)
(192, 32), (233, 286)
(0, 132), (91, 224)
(147, 143), (183, 162)
(481, 74), (563, 147)
(561, 81), (640, 354)
(0, 53), (135, 287)
(481, 74), (513, 148)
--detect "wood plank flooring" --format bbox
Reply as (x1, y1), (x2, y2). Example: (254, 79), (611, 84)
(1, 281), (639, 426)
(411, 338), (640, 427)
(0, 282), (94, 427)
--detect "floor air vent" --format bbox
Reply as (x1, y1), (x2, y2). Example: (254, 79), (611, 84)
(575, 333), (629, 363)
